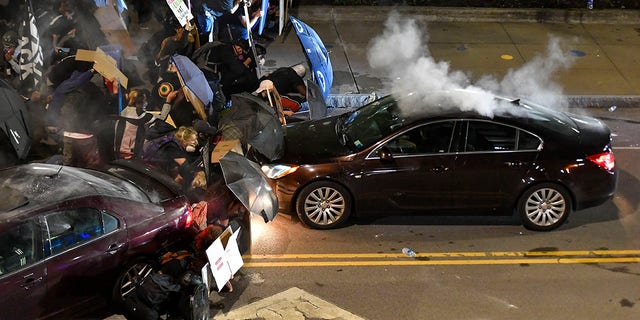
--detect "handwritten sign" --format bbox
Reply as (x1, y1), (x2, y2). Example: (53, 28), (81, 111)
(166, 0), (193, 27)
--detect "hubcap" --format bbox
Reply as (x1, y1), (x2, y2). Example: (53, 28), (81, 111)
(120, 263), (153, 298)
(304, 186), (345, 226)
(525, 188), (566, 227)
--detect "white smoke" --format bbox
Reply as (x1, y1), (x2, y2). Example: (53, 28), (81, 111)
(367, 12), (575, 117)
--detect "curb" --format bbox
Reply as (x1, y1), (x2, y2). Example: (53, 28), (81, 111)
(566, 95), (640, 108)
(326, 94), (640, 109)
(295, 6), (640, 24)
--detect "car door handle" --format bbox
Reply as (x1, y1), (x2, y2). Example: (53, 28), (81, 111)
(106, 243), (125, 254)
(21, 274), (43, 289)
(431, 165), (448, 173)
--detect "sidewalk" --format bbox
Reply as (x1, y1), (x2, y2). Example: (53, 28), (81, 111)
(264, 6), (640, 108)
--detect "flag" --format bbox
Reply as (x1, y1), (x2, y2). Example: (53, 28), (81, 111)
(17, 0), (44, 92)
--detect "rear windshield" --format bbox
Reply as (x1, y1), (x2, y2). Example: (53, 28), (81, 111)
(517, 99), (577, 136)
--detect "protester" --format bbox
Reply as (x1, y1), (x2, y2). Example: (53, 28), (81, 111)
(49, 68), (108, 169)
(217, 0), (264, 42)
(43, 1), (77, 67)
(193, 0), (243, 44)
(217, 39), (260, 98)
(142, 125), (201, 187)
(115, 89), (174, 159)
(256, 64), (307, 114)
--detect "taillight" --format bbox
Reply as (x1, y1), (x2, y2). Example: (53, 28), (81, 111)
(587, 151), (615, 171)
(184, 205), (194, 228)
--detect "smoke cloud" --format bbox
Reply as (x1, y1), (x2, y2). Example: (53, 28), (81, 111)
(367, 12), (575, 118)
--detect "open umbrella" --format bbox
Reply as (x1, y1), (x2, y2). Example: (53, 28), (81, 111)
(218, 92), (284, 161)
(0, 79), (32, 159)
(219, 151), (278, 222)
(289, 15), (333, 101)
(171, 54), (214, 121)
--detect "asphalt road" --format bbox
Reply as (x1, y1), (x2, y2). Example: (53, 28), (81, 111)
(202, 106), (640, 320)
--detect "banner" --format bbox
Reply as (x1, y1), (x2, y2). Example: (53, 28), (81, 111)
(17, 0), (43, 92)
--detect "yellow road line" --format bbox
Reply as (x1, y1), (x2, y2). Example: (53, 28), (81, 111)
(244, 250), (640, 260)
(242, 250), (640, 267)
(243, 257), (640, 267)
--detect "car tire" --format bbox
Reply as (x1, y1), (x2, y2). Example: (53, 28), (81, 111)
(296, 181), (352, 229)
(112, 259), (157, 305)
(518, 183), (572, 231)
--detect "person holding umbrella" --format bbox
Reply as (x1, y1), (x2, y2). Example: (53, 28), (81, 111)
(217, 0), (264, 43)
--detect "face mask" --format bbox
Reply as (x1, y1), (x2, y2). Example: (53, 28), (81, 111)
(185, 145), (197, 153)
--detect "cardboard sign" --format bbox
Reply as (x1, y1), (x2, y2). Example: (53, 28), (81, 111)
(211, 139), (243, 163)
(76, 48), (128, 88)
(93, 5), (136, 56)
(166, 0), (194, 27)
(204, 226), (244, 292)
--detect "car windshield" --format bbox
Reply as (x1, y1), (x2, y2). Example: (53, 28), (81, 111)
(338, 96), (406, 150)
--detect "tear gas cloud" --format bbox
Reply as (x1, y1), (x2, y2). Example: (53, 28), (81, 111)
(367, 12), (576, 118)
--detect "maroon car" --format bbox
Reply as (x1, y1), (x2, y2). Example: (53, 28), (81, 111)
(0, 160), (197, 319)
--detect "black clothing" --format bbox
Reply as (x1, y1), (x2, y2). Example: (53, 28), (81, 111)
(260, 67), (305, 96)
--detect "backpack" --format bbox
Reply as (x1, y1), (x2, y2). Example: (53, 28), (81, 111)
(141, 134), (178, 168)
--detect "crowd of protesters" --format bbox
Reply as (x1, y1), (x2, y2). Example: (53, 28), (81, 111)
(1, 0), (307, 187)
(0, 1), (309, 318)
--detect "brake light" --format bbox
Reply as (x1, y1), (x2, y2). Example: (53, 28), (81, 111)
(184, 205), (194, 228)
(587, 151), (615, 171)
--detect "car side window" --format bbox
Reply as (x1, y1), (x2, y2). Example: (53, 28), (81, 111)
(466, 121), (516, 152)
(45, 208), (114, 255)
(517, 130), (542, 150)
(0, 221), (39, 275)
(385, 121), (455, 155)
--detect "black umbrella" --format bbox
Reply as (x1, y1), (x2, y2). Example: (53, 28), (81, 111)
(218, 92), (284, 161)
(219, 151), (278, 222)
(0, 79), (32, 159)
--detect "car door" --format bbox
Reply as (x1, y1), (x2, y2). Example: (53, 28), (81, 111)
(0, 220), (47, 320)
(355, 121), (457, 213)
(42, 204), (128, 317)
(451, 120), (540, 212)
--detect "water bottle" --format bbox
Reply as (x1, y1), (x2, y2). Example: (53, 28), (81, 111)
(587, 0), (594, 9)
(402, 247), (417, 258)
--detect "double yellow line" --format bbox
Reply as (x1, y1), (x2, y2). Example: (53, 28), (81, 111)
(243, 250), (640, 267)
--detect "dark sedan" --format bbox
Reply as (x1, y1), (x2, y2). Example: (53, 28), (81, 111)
(0, 160), (197, 319)
(262, 93), (617, 231)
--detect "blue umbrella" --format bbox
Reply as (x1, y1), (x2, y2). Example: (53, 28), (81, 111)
(171, 54), (214, 120)
(289, 15), (333, 100)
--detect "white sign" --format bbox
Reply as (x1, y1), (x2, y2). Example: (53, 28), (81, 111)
(166, 0), (194, 27)
(204, 226), (244, 292)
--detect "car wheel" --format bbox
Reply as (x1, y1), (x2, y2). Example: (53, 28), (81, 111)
(518, 183), (572, 231)
(112, 259), (157, 304)
(296, 181), (352, 229)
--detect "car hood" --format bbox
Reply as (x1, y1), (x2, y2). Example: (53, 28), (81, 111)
(280, 116), (353, 163)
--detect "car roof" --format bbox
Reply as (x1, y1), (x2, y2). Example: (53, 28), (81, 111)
(0, 163), (149, 217)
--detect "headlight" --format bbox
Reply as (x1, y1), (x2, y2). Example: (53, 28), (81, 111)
(261, 164), (299, 179)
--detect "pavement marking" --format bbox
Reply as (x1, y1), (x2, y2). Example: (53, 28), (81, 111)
(243, 250), (640, 267)
(213, 287), (366, 320)
(500, 54), (513, 60)
(614, 146), (640, 150)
